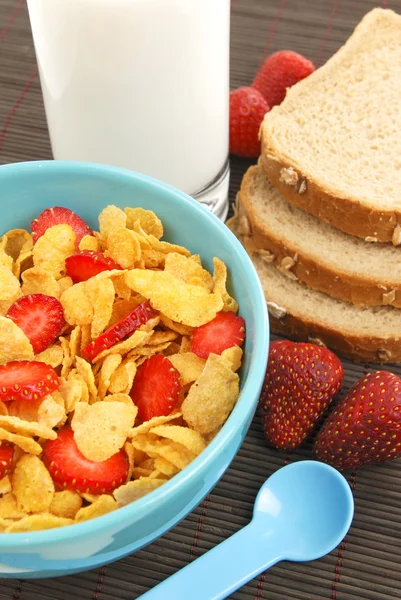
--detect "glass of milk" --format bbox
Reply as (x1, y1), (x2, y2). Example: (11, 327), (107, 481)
(27, 0), (230, 220)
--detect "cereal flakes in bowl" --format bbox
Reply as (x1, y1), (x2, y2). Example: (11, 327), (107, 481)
(0, 160), (269, 578)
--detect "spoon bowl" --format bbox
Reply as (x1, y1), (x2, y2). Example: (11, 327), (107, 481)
(139, 460), (354, 600)
(253, 460), (354, 562)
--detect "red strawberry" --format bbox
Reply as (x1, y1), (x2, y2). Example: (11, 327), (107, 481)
(0, 445), (14, 480)
(6, 294), (64, 354)
(0, 361), (59, 402)
(43, 427), (128, 494)
(31, 206), (93, 246)
(66, 250), (122, 283)
(130, 355), (181, 422)
(82, 300), (157, 362)
(190, 311), (246, 359)
(253, 50), (315, 107)
(314, 370), (401, 470)
(261, 340), (343, 450)
(229, 86), (270, 158)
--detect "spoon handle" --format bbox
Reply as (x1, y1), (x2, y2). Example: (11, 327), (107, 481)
(138, 521), (283, 600)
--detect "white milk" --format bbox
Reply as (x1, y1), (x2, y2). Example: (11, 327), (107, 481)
(27, 0), (230, 216)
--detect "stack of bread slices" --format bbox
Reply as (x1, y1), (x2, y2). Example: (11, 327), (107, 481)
(229, 7), (401, 363)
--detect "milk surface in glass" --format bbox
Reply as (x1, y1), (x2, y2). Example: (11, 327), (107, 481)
(27, 0), (230, 219)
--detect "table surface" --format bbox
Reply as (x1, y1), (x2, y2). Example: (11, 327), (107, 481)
(1, 0), (401, 598)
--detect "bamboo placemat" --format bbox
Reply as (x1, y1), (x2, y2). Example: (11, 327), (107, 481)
(0, 0), (400, 598)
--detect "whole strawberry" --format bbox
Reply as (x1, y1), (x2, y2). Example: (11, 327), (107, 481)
(253, 50), (315, 108)
(261, 340), (343, 450)
(314, 370), (401, 470)
(229, 86), (270, 158)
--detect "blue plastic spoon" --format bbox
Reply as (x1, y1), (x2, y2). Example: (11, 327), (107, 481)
(139, 460), (354, 600)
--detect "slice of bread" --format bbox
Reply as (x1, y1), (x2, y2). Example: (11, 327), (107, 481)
(237, 165), (401, 307)
(260, 8), (401, 243)
(246, 255), (401, 364)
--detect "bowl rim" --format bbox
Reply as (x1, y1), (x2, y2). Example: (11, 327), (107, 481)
(0, 160), (269, 546)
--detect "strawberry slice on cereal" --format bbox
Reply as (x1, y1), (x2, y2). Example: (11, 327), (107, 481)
(31, 206), (93, 245)
(130, 355), (181, 421)
(0, 445), (14, 480)
(43, 427), (129, 494)
(190, 311), (246, 358)
(66, 250), (122, 283)
(82, 300), (158, 362)
(6, 293), (64, 354)
(0, 361), (59, 402)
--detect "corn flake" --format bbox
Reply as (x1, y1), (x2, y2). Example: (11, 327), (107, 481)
(154, 439), (196, 470)
(0, 316), (34, 365)
(75, 357), (98, 402)
(113, 478), (165, 507)
(0, 476), (11, 495)
(97, 354), (122, 399)
(33, 224), (76, 280)
(79, 235), (101, 252)
(12, 455), (54, 513)
(61, 282), (93, 326)
(106, 228), (141, 269)
(168, 352), (206, 386)
(0, 415), (57, 440)
(0, 493), (27, 518)
(35, 344), (64, 368)
(124, 207), (163, 239)
(37, 395), (67, 429)
(165, 253), (214, 291)
(221, 346), (243, 372)
(0, 239), (13, 270)
(182, 354), (239, 434)
(126, 270), (223, 327)
(213, 257), (239, 313)
(109, 360), (137, 395)
(3, 229), (32, 261)
(50, 490), (83, 519)
(154, 456), (178, 477)
(21, 267), (60, 299)
(128, 411), (182, 437)
(150, 425), (206, 456)
(0, 266), (20, 302)
(159, 315), (194, 336)
(5, 514), (74, 533)
(99, 205), (127, 239)
(75, 494), (117, 522)
(124, 441), (135, 480)
(0, 428), (42, 455)
(71, 401), (137, 461)
(86, 275), (115, 339)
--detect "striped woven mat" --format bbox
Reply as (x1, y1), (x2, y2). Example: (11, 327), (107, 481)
(0, 0), (400, 598)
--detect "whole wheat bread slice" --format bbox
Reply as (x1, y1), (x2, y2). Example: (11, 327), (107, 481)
(236, 165), (401, 307)
(260, 8), (401, 243)
(246, 256), (401, 364)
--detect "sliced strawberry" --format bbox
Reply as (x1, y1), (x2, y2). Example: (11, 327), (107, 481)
(190, 311), (246, 359)
(6, 294), (64, 354)
(31, 206), (93, 245)
(66, 250), (122, 283)
(43, 427), (128, 494)
(0, 361), (59, 402)
(130, 355), (181, 422)
(0, 445), (14, 480)
(82, 300), (158, 362)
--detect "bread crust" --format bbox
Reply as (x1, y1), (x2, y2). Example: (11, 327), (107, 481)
(268, 312), (399, 364)
(259, 150), (401, 243)
(239, 165), (401, 307)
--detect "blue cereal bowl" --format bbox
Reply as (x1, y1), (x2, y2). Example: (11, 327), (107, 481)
(0, 160), (269, 578)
